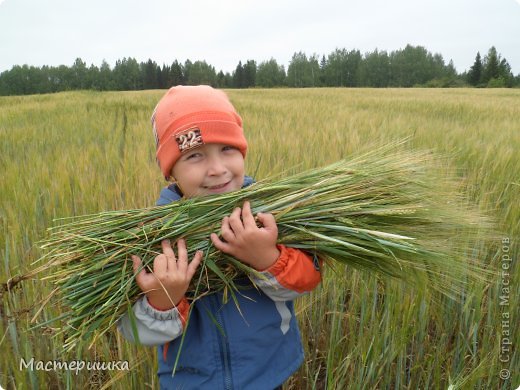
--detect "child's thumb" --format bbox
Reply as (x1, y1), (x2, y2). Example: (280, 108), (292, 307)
(132, 255), (147, 288)
(131, 255), (141, 272)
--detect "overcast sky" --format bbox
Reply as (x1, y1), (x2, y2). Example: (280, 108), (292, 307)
(1, 0), (519, 75)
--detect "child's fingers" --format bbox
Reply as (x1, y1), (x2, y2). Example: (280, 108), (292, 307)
(228, 207), (244, 235)
(132, 255), (152, 290)
(186, 250), (203, 279)
(176, 238), (188, 272)
(220, 216), (236, 242)
(161, 239), (176, 261)
(211, 233), (232, 254)
(153, 254), (168, 275)
(257, 212), (278, 232)
(241, 201), (256, 228)
(132, 255), (142, 274)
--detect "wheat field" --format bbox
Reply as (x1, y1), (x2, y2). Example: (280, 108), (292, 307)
(0, 88), (518, 389)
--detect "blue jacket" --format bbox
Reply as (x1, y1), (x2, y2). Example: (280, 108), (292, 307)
(118, 177), (321, 389)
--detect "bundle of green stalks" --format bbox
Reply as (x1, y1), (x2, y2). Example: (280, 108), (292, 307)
(33, 147), (492, 351)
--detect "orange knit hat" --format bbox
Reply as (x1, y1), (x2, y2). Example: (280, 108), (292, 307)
(152, 85), (248, 179)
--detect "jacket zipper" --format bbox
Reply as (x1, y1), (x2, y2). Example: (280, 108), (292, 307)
(211, 295), (233, 390)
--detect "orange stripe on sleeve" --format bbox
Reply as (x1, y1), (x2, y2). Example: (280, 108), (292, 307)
(162, 297), (190, 362)
(265, 245), (321, 293)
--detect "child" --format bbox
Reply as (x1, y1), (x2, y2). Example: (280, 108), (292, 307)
(118, 85), (321, 389)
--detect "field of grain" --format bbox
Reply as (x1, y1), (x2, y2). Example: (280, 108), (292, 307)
(0, 88), (518, 389)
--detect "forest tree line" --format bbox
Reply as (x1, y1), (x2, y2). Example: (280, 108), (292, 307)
(0, 45), (517, 96)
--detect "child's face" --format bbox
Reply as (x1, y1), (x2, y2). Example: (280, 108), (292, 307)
(171, 143), (245, 198)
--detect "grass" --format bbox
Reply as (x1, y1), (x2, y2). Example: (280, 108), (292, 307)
(35, 145), (493, 352)
(0, 88), (518, 389)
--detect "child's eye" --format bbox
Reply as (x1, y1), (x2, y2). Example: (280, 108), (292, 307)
(186, 152), (202, 160)
(222, 146), (236, 152)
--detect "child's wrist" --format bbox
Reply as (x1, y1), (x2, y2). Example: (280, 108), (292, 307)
(253, 246), (281, 271)
(147, 293), (182, 311)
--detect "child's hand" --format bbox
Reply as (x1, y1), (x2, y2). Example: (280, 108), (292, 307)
(210, 201), (280, 271)
(132, 239), (203, 311)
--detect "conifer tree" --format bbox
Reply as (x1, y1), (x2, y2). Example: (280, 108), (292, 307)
(482, 47), (500, 84)
(467, 52), (483, 86)
(232, 61), (244, 88)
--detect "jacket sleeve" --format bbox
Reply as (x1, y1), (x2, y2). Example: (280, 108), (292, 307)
(251, 244), (321, 301)
(117, 296), (190, 346)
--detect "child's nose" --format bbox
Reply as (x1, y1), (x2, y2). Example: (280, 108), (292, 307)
(207, 157), (227, 176)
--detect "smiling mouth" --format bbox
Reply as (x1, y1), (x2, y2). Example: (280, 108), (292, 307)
(204, 181), (231, 190)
